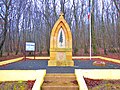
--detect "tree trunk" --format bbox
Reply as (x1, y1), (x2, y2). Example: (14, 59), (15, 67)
(91, 0), (97, 55)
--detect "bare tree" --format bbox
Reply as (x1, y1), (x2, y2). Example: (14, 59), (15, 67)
(91, 0), (97, 55)
(0, 0), (12, 56)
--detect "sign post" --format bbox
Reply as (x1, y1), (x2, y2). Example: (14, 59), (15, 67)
(25, 42), (35, 60)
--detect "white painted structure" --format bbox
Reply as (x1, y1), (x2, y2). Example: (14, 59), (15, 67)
(75, 69), (120, 90)
(0, 70), (46, 90)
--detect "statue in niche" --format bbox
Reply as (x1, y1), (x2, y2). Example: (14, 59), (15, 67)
(57, 28), (65, 48)
(59, 31), (63, 46)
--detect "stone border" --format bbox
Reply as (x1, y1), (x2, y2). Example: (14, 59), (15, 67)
(75, 69), (88, 90)
(27, 56), (120, 62)
(0, 70), (46, 90)
(75, 69), (120, 90)
(26, 56), (50, 60)
(73, 56), (120, 64)
(0, 56), (119, 66)
(0, 57), (23, 66)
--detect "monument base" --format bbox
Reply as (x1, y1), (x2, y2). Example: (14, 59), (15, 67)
(48, 60), (74, 66)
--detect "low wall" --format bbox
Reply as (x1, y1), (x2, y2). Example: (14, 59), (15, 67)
(0, 57), (23, 66)
(75, 69), (88, 90)
(77, 69), (120, 79)
(0, 70), (46, 90)
(0, 56), (120, 66)
(75, 69), (120, 90)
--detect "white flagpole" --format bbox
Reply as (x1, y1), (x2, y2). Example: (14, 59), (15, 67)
(89, 0), (92, 60)
(90, 14), (91, 60)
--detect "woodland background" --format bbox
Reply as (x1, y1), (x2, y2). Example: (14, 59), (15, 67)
(0, 0), (120, 57)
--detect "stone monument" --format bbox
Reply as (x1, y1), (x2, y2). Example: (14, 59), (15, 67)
(48, 12), (74, 66)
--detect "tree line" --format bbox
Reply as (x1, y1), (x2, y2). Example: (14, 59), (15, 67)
(0, 0), (120, 56)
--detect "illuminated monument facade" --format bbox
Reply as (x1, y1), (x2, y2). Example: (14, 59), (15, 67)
(48, 13), (74, 66)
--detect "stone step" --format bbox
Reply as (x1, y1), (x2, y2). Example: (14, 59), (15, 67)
(42, 86), (79, 90)
(41, 73), (79, 90)
(44, 74), (76, 81)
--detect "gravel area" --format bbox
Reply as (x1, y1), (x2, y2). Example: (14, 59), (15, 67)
(0, 60), (120, 73)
